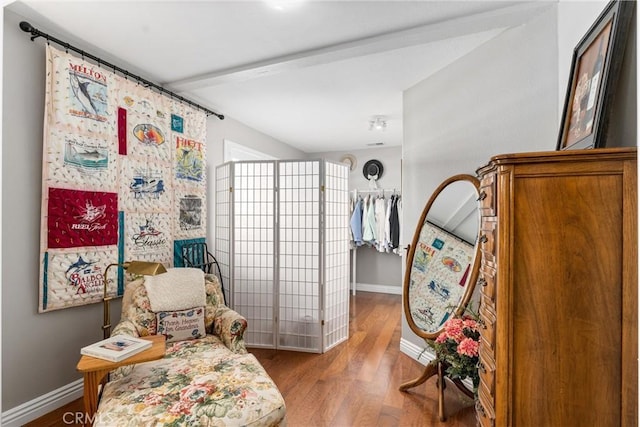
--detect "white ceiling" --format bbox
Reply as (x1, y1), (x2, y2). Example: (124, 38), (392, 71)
(9, 0), (552, 153)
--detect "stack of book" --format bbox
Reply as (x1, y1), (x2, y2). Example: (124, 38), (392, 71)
(81, 335), (152, 362)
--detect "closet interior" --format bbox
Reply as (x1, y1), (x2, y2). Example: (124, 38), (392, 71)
(349, 188), (402, 294)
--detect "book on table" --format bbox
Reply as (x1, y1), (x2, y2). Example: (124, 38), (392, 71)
(81, 334), (153, 362)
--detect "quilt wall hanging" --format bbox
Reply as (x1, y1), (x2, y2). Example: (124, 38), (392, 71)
(39, 45), (207, 312)
(408, 222), (474, 332)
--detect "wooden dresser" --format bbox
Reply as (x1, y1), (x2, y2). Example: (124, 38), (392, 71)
(475, 148), (637, 427)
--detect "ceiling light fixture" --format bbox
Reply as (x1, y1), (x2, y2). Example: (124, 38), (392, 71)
(369, 116), (387, 131)
(265, 0), (306, 11)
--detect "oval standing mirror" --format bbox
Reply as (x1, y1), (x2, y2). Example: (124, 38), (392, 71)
(403, 174), (481, 340)
(399, 174), (481, 421)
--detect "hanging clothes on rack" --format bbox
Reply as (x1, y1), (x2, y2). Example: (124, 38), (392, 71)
(348, 188), (402, 296)
(389, 194), (401, 250)
(375, 194), (387, 252)
(395, 196), (402, 254)
(362, 195), (377, 243)
(348, 189), (401, 254)
(384, 194), (392, 251)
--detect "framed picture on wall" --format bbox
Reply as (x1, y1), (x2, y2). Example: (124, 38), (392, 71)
(556, 0), (634, 151)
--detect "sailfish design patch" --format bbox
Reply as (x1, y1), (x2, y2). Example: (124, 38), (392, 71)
(68, 63), (109, 122)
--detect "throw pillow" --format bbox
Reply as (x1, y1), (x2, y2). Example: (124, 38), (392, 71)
(156, 307), (206, 343)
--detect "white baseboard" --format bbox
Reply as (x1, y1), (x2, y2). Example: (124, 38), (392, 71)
(400, 337), (435, 364)
(1, 379), (83, 427)
(354, 282), (402, 295)
(399, 338), (473, 390)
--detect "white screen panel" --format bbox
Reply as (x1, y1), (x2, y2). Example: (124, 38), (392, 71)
(278, 160), (321, 351)
(215, 163), (232, 305)
(233, 161), (275, 348)
(322, 161), (350, 351)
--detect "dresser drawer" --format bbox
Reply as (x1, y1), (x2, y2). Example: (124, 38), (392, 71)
(479, 317), (495, 353)
(479, 297), (496, 349)
(479, 219), (496, 259)
(479, 264), (496, 301)
(479, 345), (496, 394)
(478, 173), (496, 217)
(479, 294), (496, 322)
(476, 386), (496, 427)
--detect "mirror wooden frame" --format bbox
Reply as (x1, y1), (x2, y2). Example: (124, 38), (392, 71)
(403, 173), (481, 340)
(399, 173), (481, 421)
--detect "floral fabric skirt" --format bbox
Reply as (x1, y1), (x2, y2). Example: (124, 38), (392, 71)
(95, 335), (286, 426)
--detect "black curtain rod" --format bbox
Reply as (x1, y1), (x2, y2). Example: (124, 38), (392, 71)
(19, 21), (224, 120)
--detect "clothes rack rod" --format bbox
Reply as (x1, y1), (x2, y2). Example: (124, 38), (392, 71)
(19, 21), (224, 120)
(353, 189), (400, 196)
(353, 188), (399, 193)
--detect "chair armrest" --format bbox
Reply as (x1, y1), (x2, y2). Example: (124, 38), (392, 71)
(111, 319), (141, 339)
(213, 306), (248, 354)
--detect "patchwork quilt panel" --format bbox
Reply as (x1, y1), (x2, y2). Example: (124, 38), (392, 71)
(39, 45), (207, 312)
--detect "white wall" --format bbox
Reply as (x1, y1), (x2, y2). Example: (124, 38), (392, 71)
(207, 116), (306, 169)
(401, 5), (559, 351)
(2, 9), (104, 414)
(314, 146), (403, 292)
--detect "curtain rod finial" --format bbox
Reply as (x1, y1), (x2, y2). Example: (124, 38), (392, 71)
(19, 21), (34, 33)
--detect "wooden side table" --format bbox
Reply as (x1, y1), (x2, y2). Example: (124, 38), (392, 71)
(76, 335), (166, 425)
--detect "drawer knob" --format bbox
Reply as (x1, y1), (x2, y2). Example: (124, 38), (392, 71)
(477, 191), (487, 201)
(476, 400), (495, 426)
(477, 401), (487, 416)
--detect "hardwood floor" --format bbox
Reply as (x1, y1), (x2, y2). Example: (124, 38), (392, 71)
(250, 292), (476, 426)
(25, 291), (476, 426)
(23, 398), (85, 427)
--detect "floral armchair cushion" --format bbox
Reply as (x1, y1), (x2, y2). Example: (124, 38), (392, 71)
(113, 273), (247, 354)
(95, 339), (287, 426)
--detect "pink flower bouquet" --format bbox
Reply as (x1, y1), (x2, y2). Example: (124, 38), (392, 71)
(429, 311), (481, 392)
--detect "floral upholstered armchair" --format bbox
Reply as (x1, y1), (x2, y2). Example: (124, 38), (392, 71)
(94, 269), (286, 426)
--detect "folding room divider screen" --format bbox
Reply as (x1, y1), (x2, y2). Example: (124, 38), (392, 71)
(215, 160), (350, 353)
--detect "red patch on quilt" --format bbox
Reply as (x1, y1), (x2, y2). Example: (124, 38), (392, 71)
(47, 188), (118, 248)
(118, 107), (127, 155)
